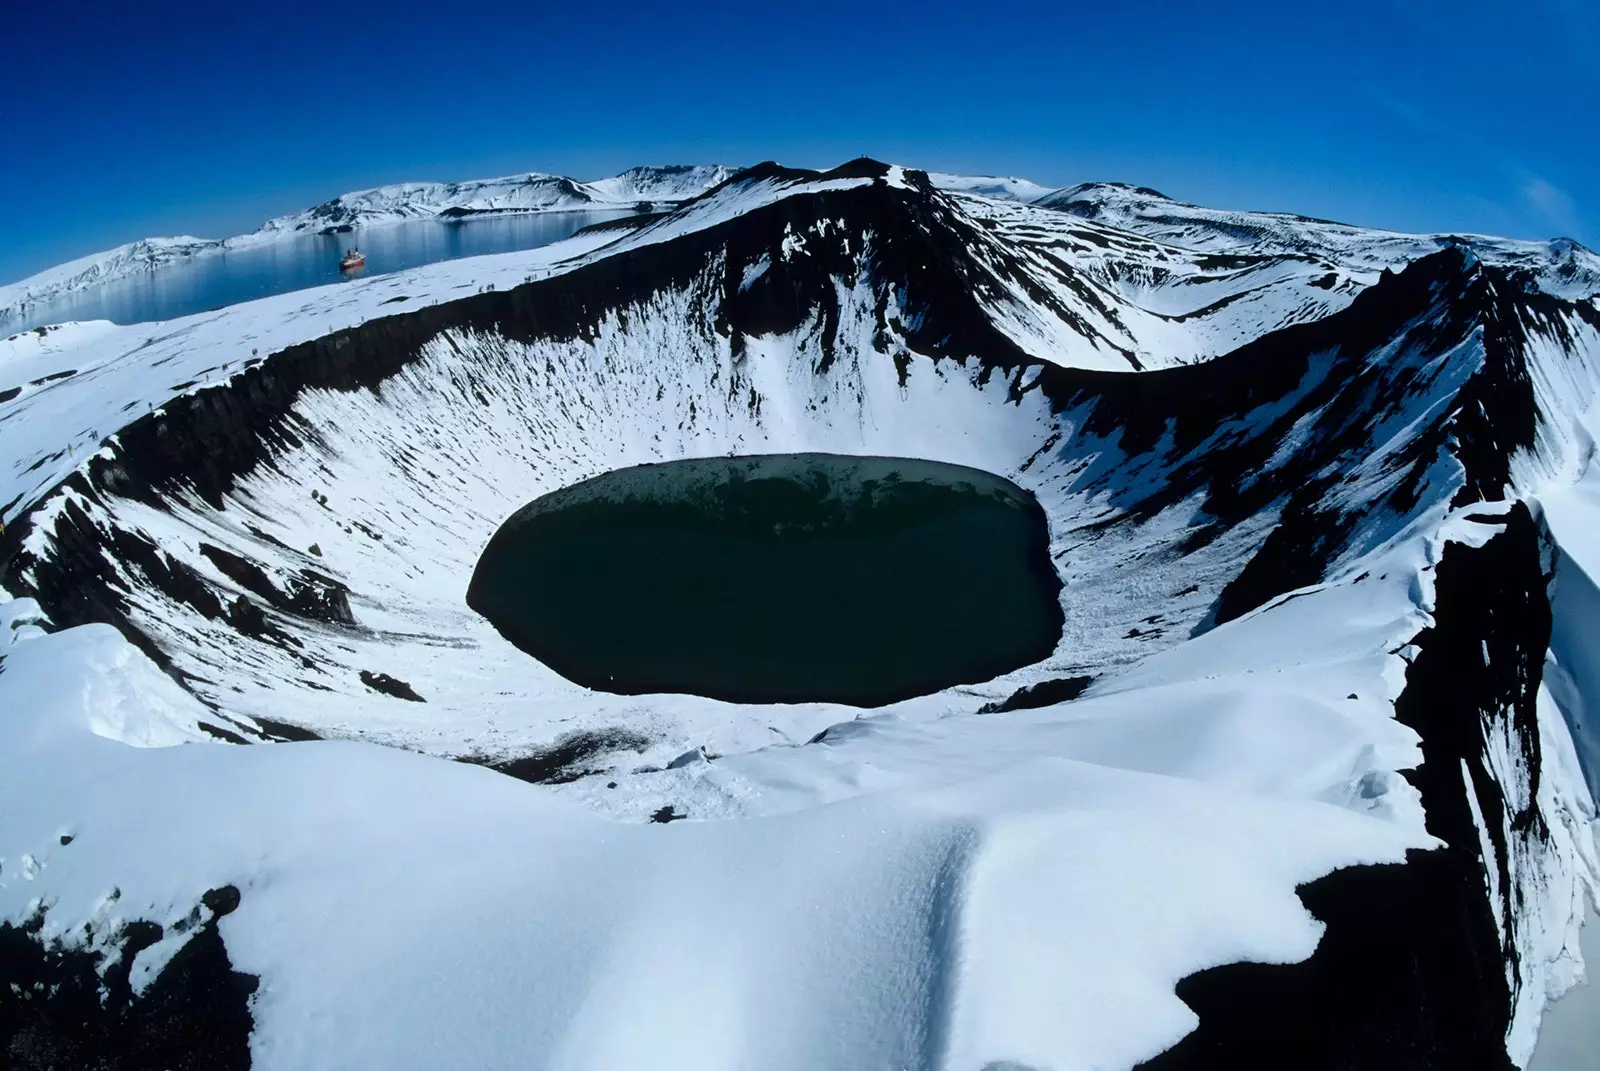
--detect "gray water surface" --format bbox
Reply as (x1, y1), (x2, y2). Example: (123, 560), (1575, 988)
(5, 211), (629, 335)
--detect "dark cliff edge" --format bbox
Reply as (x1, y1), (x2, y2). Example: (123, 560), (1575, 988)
(1128, 245), (1581, 1067)
(1138, 505), (1550, 1070)
(0, 886), (256, 1071)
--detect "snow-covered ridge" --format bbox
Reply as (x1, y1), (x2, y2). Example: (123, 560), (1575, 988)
(255, 163), (742, 235)
(0, 236), (228, 324)
(9, 161), (1596, 335)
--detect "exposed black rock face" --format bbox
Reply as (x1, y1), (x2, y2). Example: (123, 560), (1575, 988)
(197, 721), (252, 745)
(252, 716), (324, 742)
(1138, 851), (1516, 1071)
(282, 571), (355, 625)
(0, 888), (256, 1071)
(359, 670), (424, 702)
(225, 594), (276, 641)
(198, 545), (355, 626)
(978, 675), (1093, 713)
(1137, 506), (1550, 1070)
(461, 728), (653, 785)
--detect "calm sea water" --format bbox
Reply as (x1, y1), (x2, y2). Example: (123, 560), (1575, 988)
(5, 211), (630, 335)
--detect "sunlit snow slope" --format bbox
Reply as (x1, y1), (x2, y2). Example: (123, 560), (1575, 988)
(2, 160), (1600, 1071)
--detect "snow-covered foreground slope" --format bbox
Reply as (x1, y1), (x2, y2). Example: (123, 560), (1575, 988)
(2, 160), (1599, 1069)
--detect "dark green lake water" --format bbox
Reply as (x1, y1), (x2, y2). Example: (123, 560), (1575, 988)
(468, 454), (1063, 706)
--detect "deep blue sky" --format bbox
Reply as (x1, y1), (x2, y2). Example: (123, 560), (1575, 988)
(3, 0), (1595, 283)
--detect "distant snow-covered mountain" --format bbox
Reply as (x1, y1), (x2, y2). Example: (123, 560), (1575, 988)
(256, 163), (742, 234)
(10, 163), (1595, 336)
(0, 235), (228, 324)
(925, 171), (1057, 203)
(1035, 180), (1600, 299)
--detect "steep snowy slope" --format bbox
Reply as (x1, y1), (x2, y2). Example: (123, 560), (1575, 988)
(2, 160), (1599, 1070)
(935, 191), (1365, 366)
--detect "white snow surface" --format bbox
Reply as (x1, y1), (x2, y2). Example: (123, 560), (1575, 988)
(2, 163), (1599, 1068)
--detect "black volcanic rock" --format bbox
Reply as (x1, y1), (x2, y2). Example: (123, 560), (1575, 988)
(360, 670), (424, 702)
(0, 893), (256, 1071)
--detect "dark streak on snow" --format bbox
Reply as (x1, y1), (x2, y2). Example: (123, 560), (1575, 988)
(460, 728), (653, 785)
(251, 716), (324, 742)
(977, 675), (1093, 713)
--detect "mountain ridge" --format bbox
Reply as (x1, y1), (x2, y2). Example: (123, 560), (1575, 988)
(9, 160), (1595, 334)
